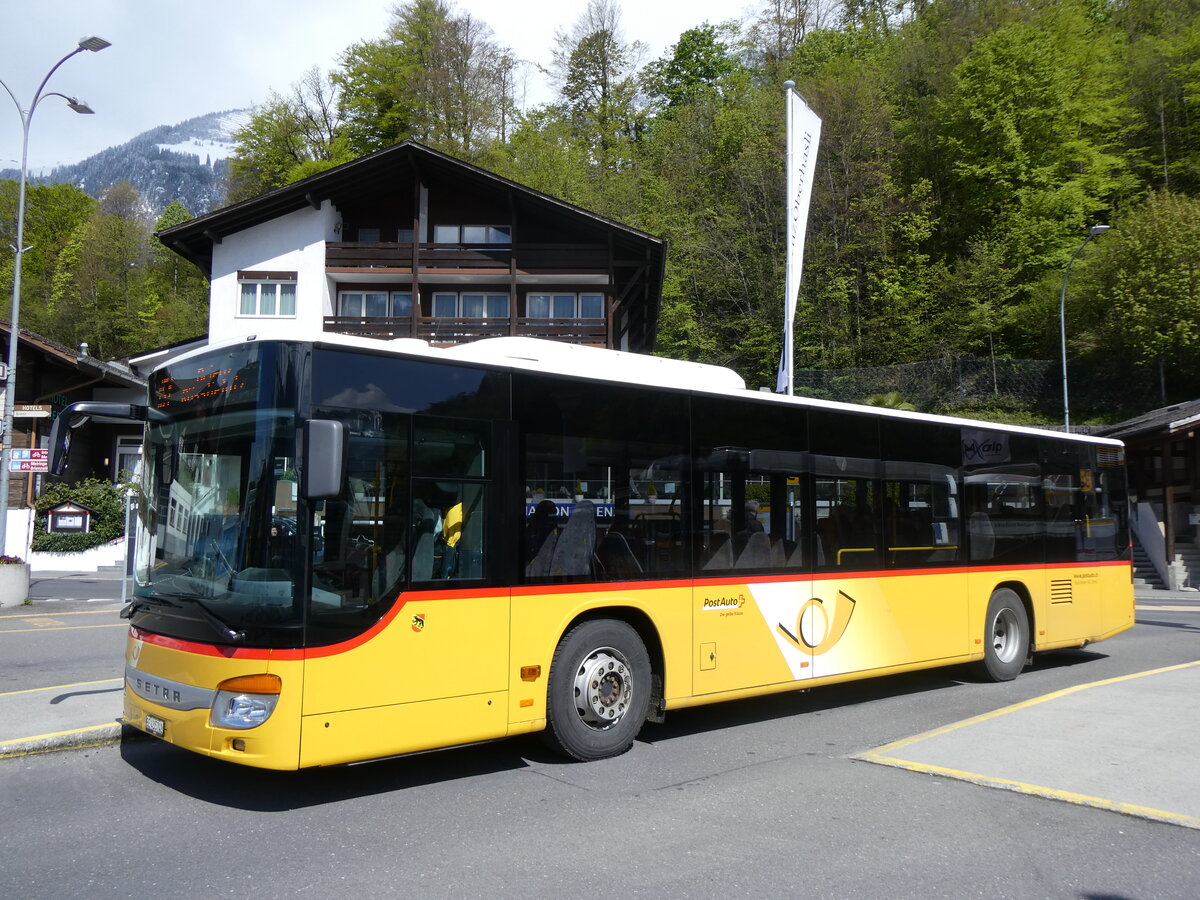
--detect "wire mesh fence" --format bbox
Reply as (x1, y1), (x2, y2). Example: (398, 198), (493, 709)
(793, 355), (1056, 413)
(790, 354), (1171, 423)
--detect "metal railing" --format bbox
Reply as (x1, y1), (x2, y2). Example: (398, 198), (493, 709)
(323, 316), (607, 346)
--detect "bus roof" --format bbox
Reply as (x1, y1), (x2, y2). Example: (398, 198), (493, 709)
(172, 332), (1123, 448)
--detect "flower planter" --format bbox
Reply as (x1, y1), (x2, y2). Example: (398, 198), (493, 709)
(0, 563), (30, 608)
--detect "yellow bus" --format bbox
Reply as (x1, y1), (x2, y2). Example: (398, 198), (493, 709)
(52, 335), (1134, 769)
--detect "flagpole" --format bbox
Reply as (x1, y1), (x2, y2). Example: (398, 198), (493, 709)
(777, 81), (821, 399)
(784, 80), (795, 396)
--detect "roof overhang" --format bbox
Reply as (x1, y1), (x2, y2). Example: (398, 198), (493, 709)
(156, 140), (666, 278)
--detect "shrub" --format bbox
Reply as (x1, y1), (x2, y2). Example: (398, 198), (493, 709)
(31, 478), (127, 553)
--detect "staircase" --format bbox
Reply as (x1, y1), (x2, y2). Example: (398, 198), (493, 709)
(1175, 544), (1200, 590)
(1131, 534), (1200, 590)
(1132, 539), (1165, 589)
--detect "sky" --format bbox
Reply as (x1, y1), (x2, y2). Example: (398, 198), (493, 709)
(1, 0), (752, 173)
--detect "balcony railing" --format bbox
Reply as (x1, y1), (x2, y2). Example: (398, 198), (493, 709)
(323, 316), (608, 347)
(325, 242), (610, 272)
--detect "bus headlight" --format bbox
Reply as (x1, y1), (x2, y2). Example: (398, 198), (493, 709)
(210, 674), (282, 730)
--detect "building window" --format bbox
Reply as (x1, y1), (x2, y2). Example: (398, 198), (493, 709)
(392, 292), (413, 317)
(462, 225), (511, 244)
(397, 227), (415, 243)
(239, 275), (297, 317)
(435, 224), (511, 245)
(580, 293), (604, 319)
(527, 293), (605, 319)
(339, 292), (413, 317)
(115, 436), (142, 483)
(433, 292), (457, 317)
(356, 227), (380, 242)
(433, 292), (510, 318)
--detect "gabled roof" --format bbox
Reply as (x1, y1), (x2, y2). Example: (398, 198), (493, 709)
(1096, 398), (1200, 441)
(156, 140), (666, 276)
(0, 321), (146, 390)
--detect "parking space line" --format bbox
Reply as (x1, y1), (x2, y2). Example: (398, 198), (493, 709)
(0, 723), (123, 759)
(0, 609), (120, 619)
(858, 755), (1200, 830)
(0, 623), (127, 634)
(0, 679), (122, 698)
(855, 661), (1200, 831)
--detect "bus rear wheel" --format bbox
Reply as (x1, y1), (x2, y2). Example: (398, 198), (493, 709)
(542, 619), (651, 761)
(975, 588), (1029, 682)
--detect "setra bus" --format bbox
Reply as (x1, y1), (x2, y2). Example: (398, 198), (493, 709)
(51, 333), (1134, 769)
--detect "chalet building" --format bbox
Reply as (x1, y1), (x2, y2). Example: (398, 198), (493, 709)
(0, 323), (146, 556)
(1099, 400), (1200, 590)
(156, 141), (667, 353)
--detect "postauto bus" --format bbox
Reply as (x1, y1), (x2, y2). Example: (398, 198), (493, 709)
(50, 333), (1134, 769)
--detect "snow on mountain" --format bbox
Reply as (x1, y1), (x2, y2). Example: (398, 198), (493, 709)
(154, 138), (238, 162)
(1, 109), (250, 218)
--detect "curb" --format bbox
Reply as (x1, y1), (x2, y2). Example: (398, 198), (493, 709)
(0, 721), (125, 760)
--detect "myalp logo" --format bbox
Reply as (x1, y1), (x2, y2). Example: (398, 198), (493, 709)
(411, 614), (425, 633)
(961, 429), (1011, 465)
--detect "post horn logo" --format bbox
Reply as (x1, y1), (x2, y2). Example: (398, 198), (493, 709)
(776, 590), (856, 656)
(411, 614), (425, 633)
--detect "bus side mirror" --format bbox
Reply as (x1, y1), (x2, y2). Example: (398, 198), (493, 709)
(303, 420), (345, 499)
(49, 402), (160, 476)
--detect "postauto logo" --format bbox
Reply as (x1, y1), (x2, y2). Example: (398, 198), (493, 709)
(776, 591), (857, 656)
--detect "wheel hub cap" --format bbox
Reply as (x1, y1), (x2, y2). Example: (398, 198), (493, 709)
(573, 647), (632, 730)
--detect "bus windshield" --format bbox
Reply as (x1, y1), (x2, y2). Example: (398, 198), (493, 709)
(132, 342), (304, 646)
(134, 407), (302, 643)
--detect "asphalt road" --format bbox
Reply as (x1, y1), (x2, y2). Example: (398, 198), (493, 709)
(1, 594), (1198, 899)
(0, 596), (125, 692)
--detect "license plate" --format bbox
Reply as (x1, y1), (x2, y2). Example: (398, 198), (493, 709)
(145, 714), (165, 737)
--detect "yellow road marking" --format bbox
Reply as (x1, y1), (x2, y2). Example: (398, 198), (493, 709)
(856, 661), (1200, 831)
(0, 623), (127, 635)
(0, 678), (122, 698)
(0, 723), (122, 759)
(0, 609), (119, 619)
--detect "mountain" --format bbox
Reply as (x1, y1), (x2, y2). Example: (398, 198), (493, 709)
(0, 109), (249, 219)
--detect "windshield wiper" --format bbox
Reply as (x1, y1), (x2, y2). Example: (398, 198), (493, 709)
(120, 595), (180, 620)
(152, 592), (246, 644)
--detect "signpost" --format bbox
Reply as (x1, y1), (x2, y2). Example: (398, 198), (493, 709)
(9, 448), (48, 473)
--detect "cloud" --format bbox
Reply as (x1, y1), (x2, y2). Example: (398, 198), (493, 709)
(1, 0), (742, 171)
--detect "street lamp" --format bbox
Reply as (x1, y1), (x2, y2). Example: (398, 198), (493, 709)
(0, 36), (110, 555)
(1059, 224), (1110, 431)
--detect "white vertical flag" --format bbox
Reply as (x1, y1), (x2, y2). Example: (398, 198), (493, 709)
(777, 82), (821, 395)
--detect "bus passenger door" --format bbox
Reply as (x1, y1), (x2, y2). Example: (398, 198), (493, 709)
(1043, 442), (1099, 641)
(692, 465), (813, 695)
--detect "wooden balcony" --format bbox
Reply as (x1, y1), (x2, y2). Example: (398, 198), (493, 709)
(323, 316), (608, 347)
(325, 242), (610, 273)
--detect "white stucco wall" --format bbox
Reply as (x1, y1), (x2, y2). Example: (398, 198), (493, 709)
(208, 201), (340, 343)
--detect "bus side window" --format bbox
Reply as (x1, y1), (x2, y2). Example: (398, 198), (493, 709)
(412, 417), (490, 582)
(814, 456), (882, 570)
(515, 373), (688, 584)
(411, 481), (486, 580)
(883, 463), (961, 567)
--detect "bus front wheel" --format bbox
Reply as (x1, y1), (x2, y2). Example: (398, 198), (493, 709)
(542, 619), (651, 761)
(976, 588), (1029, 682)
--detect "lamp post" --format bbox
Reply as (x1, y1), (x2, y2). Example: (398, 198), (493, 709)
(0, 36), (110, 555)
(1059, 223), (1110, 431)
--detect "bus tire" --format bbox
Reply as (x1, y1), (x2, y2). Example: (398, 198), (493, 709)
(542, 619), (651, 761)
(976, 588), (1029, 682)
